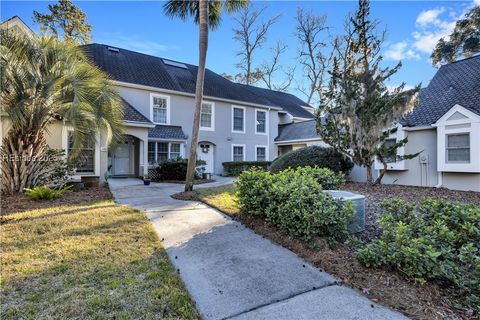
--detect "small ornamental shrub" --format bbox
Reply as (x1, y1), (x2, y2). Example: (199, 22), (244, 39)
(223, 161), (271, 176)
(357, 198), (480, 311)
(269, 146), (353, 174)
(235, 167), (353, 242)
(24, 185), (72, 200)
(152, 158), (206, 181)
(234, 168), (272, 217)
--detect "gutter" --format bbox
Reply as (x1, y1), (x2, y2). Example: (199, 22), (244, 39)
(112, 80), (283, 111)
(402, 125), (435, 131)
(274, 137), (324, 145)
(123, 120), (155, 128)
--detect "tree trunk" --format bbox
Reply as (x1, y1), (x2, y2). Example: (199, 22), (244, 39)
(1, 130), (48, 194)
(373, 161), (387, 185)
(365, 163), (373, 185)
(184, 0), (209, 192)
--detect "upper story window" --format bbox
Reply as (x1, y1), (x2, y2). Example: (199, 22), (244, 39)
(256, 110), (267, 134)
(200, 102), (215, 130)
(232, 144), (245, 161)
(151, 94), (170, 124)
(232, 106), (245, 133)
(446, 133), (470, 163)
(68, 131), (95, 174)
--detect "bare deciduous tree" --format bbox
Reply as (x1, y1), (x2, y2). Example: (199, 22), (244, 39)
(233, 5), (280, 85)
(257, 41), (295, 92)
(295, 8), (330, 106)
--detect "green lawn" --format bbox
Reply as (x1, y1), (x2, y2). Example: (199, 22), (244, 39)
(195, 185), (239, 216)
(1, 200), (199, 319)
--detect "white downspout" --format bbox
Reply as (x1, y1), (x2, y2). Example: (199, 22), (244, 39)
(435, 171), (443, 188)
(267, 107), (271, 161)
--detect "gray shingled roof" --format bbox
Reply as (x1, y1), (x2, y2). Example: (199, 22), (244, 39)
(275, 119), (320, 142)
(82, 43), (314, 119)
(148, 125), (187, 140)
(121, 98), (152, 123)
(402, 55), (480, 127)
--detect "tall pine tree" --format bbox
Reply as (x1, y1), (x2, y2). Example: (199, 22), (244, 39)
(34, 0), (92, 44)
(317, 0), (419, 184)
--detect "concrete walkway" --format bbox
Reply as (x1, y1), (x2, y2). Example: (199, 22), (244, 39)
(109, 178), (407, 320)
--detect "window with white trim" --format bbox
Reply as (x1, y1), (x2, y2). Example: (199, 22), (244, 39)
(152, 95), (168, 124)
(256, 110), (267, 134)
(68, 131), (95, 173)
(446, 133), (470, 163)
(170, 143), (181, 159)
(148, 142), (183, 164)
(256, 146), (267, 161)
(200, 102), (214, 130)
(384, 138), (397, 163)
(157, 142), (169, 161)
(233, 107), (245, 132)
(232, 145), (244, 161)
(148, 142), (156, 164)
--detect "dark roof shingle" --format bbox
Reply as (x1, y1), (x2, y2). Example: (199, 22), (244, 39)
(402, 55), (480, 126)
(148, 125), (187, 140)
(275, 119), (320, 142)
(83, 43), (313, 119)
(121, 98), (151, 123)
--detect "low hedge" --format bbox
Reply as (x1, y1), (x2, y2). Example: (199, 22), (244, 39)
(235, 167), (352, 242)
(222, 161), (271, 176)
(269, 146), (353, 173)
(150, 158), (206, 181)
(357, 198), (480, 311)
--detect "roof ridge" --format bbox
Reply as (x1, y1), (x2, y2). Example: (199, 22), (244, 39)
(87, 43), (196, 68)
(439, 54), (480, 68)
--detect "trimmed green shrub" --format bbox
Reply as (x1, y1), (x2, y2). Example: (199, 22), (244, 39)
(24, 185), (72, 200)
(223, 161), (271, 176)
(294, 166), (345, 190)
(357, 198), (480, 311)
(234, 168), (272, 216)
(235, 167), (354, 242)
(151, 158), (206, 181)
(270, 146), (353, 174)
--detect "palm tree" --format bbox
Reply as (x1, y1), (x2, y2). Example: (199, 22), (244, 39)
(0, 31), (123, 194)
(164, 0), (249, 192)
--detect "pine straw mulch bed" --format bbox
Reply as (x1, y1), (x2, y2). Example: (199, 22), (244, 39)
(344, 182), (480, 242)
(1, 186), (113, 216)
(172, 183), (480, 320)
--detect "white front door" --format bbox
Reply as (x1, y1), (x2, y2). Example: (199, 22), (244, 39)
(113, 143), (133, 175)
(197, 143), (214, 173)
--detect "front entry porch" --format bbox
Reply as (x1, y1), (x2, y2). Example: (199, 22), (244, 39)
(109, 134), (147, 178)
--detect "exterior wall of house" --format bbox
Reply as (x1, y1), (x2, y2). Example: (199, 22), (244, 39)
(442, 173), (480, 192)
(116, 85), (279, 174)
(381, 128), (439, 187)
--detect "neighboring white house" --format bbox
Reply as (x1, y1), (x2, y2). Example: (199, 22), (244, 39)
(276, 55), (480, 192)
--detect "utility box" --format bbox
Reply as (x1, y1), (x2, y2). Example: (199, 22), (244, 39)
(323, 190), (366, 233)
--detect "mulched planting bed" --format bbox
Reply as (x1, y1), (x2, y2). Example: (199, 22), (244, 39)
(343, 182), (480, 242)
(172, 183), (479, 320)
(1, 186), (113, 216)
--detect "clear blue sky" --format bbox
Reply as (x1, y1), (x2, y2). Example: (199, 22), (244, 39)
(2, 0), (478, 103)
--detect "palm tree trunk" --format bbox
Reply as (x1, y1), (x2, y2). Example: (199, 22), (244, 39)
(184, 0), (209, 192)
(1, 130), (48, 194)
